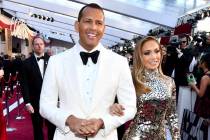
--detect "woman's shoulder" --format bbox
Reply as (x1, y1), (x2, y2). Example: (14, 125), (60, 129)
(201, 74), (210, 80)
(162, 75), (174, 82)
(200, 74), (210, 84)
(205, 73), (210, 77)
(161, 75), (175, 89)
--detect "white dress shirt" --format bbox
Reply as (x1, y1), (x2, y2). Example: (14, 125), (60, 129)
(76, 44), (101, 112)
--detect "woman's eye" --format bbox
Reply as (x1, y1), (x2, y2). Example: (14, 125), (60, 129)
(143, 52), (150, 55)
(155, 50), (160, 53)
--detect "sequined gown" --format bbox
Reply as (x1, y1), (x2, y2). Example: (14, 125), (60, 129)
(123, 70), (179, 140)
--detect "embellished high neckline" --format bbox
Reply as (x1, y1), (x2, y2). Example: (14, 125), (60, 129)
(142, 69), (160, 81)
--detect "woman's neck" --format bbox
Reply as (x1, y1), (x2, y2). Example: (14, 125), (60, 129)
(144, 68), (158, 73)
(143, 68), (159, 81)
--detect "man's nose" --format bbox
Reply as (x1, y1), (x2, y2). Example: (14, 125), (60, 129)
(90, 22), (97, 30)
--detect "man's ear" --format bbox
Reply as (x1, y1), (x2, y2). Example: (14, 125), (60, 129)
(74, 21), (79, 33)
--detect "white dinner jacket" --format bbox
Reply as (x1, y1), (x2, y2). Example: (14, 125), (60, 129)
(40, 43), (137, 140)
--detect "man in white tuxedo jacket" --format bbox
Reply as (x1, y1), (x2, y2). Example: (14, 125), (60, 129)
(39, 3), (136, 140)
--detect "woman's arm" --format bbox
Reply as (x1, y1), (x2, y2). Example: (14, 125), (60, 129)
(109, 103), (125, 117)
(165, 79), (180, 140)
(189, 75), (209, 97)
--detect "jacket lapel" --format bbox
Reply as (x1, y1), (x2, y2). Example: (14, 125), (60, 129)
(64, 48), (89, 115)
(90, 47), (108, 112)
(31, 54), (42, 80)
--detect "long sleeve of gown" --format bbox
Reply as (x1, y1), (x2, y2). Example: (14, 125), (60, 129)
(165, 79), (180, 140)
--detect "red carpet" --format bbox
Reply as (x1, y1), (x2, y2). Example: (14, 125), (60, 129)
(7, 104), (33, 140)
(3, 95), (48, 140)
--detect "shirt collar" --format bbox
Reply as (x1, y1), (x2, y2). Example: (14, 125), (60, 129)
(34, 53), (44, 59)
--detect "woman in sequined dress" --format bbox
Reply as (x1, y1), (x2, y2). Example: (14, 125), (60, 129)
(110, 36), (179, 140)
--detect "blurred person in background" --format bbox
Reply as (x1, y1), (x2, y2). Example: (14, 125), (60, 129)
(20, 34), (55, 140)
(189, 53), (210, 140)
(175, 34), (197, 127)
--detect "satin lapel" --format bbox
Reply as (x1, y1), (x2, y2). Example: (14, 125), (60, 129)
(64, 48), (89, 115)
(90, 48), (108, 112)
(31, 55), (42, 80)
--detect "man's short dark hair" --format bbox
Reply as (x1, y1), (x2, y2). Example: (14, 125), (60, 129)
(78, 3), (104, 22)
(32, 34), (46, 45)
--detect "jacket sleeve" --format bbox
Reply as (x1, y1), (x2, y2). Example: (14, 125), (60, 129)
(20, 61), (30, 104)
(39, 56), (72, 133)
(100, 57), (137, 136)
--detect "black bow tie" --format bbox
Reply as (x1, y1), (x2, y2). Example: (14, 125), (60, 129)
(37, 56), (45, 61)
(80, 50), (100, 65)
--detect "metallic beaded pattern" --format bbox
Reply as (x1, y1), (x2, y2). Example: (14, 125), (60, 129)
(123, 69), (179, 140)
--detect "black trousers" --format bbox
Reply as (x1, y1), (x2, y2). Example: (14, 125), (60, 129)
(31, 111), (56, 140)
(46, 119), (56, 140)
(117, 124), (125, 140)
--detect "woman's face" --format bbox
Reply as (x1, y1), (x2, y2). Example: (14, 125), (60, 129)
(161, 46), (167, 56)
(199, 61), (206, 71)
(141, 40), (161, 70)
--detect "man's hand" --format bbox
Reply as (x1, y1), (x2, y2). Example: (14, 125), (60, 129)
(25, 104), (34, 113)
(66, 115), (94, 137)
(176, 48), (183, 58)
(66, 116), (104, 137)
(84, 118), (104, 136)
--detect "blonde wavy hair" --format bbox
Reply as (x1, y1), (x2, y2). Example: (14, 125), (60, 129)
(132, 36), (165, 95)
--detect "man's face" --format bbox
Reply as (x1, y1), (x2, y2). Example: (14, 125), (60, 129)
(180, 37), (187, 49)
(32, 38), (45, 56)
(75, 7), (105, 51)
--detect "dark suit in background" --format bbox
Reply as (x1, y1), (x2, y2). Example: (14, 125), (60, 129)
(20, 53), (55, 140)
(174, 48), (194, 87)
(2, 55), (12, 82)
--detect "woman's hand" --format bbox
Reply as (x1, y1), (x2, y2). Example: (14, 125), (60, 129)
(109, 103), (125, 117)
(188, 82), (195, 87)
(188, 82), (196, 91)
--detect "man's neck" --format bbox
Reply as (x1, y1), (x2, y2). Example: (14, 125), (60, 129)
(34, 53), (44, 57)
(78, 41), (97, 52)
